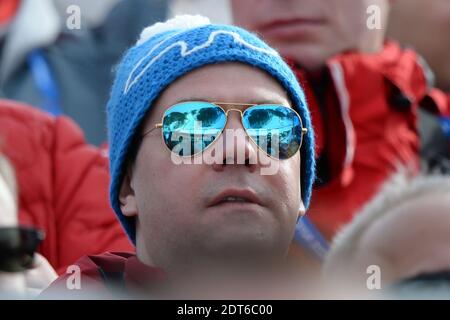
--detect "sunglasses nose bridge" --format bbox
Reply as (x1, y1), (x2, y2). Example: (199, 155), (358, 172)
(223, 108), (245, 129)
(224, 108), (243, 117)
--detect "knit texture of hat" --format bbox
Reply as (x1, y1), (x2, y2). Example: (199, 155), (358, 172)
(107, 15), (316, 244)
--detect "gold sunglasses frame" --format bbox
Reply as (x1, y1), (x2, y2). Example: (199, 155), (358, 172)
(142, 101), (308, 159)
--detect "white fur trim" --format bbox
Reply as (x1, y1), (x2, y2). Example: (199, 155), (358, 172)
(324, 168), (450, 277)
(136, 15), (211, 45)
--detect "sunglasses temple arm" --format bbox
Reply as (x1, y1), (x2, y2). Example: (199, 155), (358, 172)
(143, 123), (163, 137)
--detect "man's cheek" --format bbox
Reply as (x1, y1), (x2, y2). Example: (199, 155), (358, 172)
(260, 157), (280, 176)
(271, 164), (301, 208)
(277, 157), (301, 180)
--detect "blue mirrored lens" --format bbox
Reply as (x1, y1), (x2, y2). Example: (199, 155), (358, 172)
(162, 102), (226, 156)
(242, 105), (302, 159)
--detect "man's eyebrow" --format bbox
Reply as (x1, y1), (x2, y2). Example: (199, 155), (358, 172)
(173, 98), (289, 105)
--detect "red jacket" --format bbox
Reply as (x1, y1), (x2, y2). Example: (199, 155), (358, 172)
(40, 252), (164, 298)
(0, 100), (134, 273)
(293, 42), (450, 239)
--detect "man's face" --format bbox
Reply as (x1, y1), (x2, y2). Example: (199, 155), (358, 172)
(120, 63), (303, 272)
(231, 0), (389, 71)
(388, 0), (450, 91)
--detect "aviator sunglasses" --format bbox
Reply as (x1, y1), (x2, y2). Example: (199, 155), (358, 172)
(143, 101), (308, 160)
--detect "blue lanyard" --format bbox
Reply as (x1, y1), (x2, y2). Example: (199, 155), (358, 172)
(441, 116), (450, 140)
(27, 49), (62, 116)
(294, 216), (329, 261)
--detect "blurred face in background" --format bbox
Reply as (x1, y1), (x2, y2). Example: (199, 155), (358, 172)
(388, 0), (450, 91)
(231, 0), (390, 71)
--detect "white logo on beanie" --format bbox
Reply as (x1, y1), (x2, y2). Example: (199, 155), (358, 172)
(124, 15), (280, 94)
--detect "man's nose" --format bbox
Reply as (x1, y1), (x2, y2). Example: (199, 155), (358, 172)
(210, 110), (258, 172)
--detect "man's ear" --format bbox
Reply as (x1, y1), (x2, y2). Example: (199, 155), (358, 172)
(119, 166), (138, 217)
(298, 201), (306, 218)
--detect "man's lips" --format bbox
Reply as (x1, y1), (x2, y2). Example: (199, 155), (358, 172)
(257, 17), (325, 38)
(207, 188), (264, 208)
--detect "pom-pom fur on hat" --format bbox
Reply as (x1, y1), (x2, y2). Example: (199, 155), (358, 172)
(137, 15), (211, 45)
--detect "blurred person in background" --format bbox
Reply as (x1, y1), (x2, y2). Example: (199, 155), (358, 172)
(231, 0), (450, 255)
(0, 0), (168, 145)
(387, 1), (450, 169)
(323, 169), (450, 299)
(0, 154), (57, 298)
(388, 0), (450, 92)
(0, 99), (133, 275)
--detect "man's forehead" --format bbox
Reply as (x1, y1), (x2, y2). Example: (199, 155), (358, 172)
(173, 97), (289, 107)
(152, 64), (291, 114)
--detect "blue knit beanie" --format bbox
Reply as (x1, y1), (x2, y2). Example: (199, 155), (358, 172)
(107, 15), (315, 244)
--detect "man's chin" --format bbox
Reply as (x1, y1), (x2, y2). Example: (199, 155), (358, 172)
(277, 44), (334, 71)
(196, 230), (287, 264)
